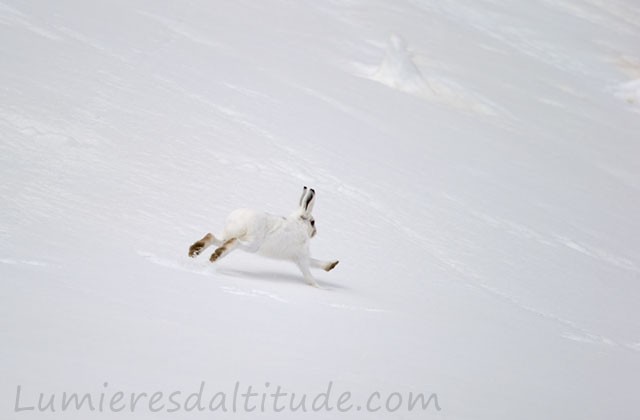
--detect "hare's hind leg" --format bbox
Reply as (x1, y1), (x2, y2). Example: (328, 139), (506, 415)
(311, 258), (339, 272)
(209, 238), (238, 263)
(189, 233), (220, 257)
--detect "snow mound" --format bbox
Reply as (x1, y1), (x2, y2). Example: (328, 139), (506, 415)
(364, 34), (501, 116)
(372, 34), (432, 95)
(616, 79), (640, 110)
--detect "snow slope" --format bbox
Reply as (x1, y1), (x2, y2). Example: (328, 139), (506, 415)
(2, 0), (640, 419)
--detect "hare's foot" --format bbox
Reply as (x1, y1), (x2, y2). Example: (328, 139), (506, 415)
(188, 241), (206, 257)
(189, 233), (215, 257)
(209, 238), (238, 262)
(296, 260), (322, 288)
(305, 278), (321, 288)
(325, 260), (339, 272)
(310, 258), (339, 272)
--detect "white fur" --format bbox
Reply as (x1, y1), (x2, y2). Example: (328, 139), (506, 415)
(189, 187), (338, 287)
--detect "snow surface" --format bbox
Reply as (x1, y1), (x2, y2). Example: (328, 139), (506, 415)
(2, 0), (640, 419)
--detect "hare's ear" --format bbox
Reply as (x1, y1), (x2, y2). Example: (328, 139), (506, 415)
(299, 186), (308, 207)
(304, 188), (316, 214)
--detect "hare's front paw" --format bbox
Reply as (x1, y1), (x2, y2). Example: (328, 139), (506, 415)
(325, 260), (339, 272)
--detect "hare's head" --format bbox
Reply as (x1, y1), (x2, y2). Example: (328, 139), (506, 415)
(296, 186), (317, 238)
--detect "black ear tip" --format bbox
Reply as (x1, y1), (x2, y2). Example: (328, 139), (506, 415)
(310, 188), (315, 193)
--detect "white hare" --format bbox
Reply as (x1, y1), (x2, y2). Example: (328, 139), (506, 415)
(188, 187), (339, 287)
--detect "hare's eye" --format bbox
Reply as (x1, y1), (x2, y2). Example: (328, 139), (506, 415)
(310, 220), (315, 227)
